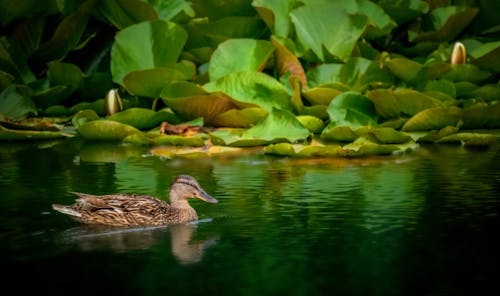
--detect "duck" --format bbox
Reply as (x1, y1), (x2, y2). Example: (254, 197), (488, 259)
(52, 175), (218, 227)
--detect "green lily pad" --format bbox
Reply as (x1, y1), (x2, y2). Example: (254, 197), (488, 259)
(410, 125), (460, 143)
(210, 108), (310, 146)
(203, 71), (293, 112)
(341, 136), (418, 157)
(366, 88), (442, 119)
(107, 108), (176, 130)
(441, 64), (491, 83)
(303, 87), (342, 106)
(110, 20), (188, 85)
(0, 122), (73, 141)
(98, 0), (158, 30)
(209, 38), (275, 81)
(290, 1), (369, 61)
(213, 107), (268, 128)
(149, 144), (246, 159)
(296, 115), (324, 134)
(321, 91), (377, 142)
(462, 102), (500, 129)
(122, 62), (196, 98)
(307, 58), (394, 91)
(0, 84), (37, 120)
(151, 134), (208, 147)
(470, 41), (500, 73)
(384, 57), (423, 83)
(409, 6), (479, 42)
(401, 106), (462, 132)
(252, 0), (295, 37)
(366, 127), (412, 144)
(77, 120), (142, 141)
(72, 109), (99, 128)
(437, 132), (500, 146)
(271, 36), (308, 88)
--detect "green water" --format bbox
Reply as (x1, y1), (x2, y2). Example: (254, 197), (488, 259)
(1, 140), (499, 295)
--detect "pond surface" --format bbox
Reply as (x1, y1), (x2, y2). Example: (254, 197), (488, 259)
(1, 140), (499, 295)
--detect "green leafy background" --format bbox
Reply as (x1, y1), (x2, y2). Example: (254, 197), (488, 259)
(1, 0), (499, 156)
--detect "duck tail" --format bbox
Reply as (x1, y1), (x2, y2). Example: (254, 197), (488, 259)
(52, 204), (82, 217)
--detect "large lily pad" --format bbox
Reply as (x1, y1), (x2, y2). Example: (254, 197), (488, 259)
(321, 91), (377, 142)
(307, 58), (394, 91)
(0, 123), (73, 141)
(462, 102), (500, 129)
(0, 84), (37, 120)
(401, 106), (462, 132)
(252, 0), (295, 37)
(209, 38), (275, 81)
(77, 120), (142, 141)
(98, 0), (158, 30)
(470, 41), (500, 73)
(107, 108), (176, 130)
(366, 88), (442, 119)
(290, 1), (368, 61)
(110, 20), (188, 85)
(122, 62), (196, 98)
(213, 107), (268, 128)
(210, 108), (310, 146)
(203, 71), (293, 112)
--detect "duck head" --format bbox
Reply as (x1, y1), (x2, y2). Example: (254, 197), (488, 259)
(169, 175), (218, 205)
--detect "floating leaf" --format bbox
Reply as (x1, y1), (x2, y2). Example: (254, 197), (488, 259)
(376, 0), (429, 24)
(367, 127), (412, 144)
(151, 134), (208, 146)
(252, 0), (295, 37)
(72, 109), (99, 128)
(210, 108), (310, 146)
(0, 84), (36, 120)
(462, 102), (500, 129)
(209, 38), (275, 81)
(303, 87), (342, 106)
(384, 57), (423, 82)
(341, 136), (418, 156)
(307, 58), (394, 91)
(437, 132), (499, 146)
(401, 106), (462, 132)
(321, 91), (377, 141)
(290, 1), (368, 61)
(366, 88), (442, 119)
(441, 64), (491, 83)
(470, 41), (500, 73)
(296, 115), (324, 134)
(409, 6), (479, 42)
(213, 107), (268, 128)
(107, 108), (175, 129)
(203, 71), (293, 112)
(122, 62), (196, 98)
(0, 123), (73, 141)
(77, 120), (142, 141)
(98, 0), (158, 30)
(149, 144), (246, 159)
(110, 20), (188, 85)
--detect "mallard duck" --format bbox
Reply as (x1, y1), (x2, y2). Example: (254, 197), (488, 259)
(52, 175), (218, 226)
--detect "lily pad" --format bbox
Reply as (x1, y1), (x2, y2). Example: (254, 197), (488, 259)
(110, 19), (188, 85)
(366, 88), (442, 119)
(462, 102), (500, 129)
(401, 106), (462, 132)
(303, 87), (342, 106)
(149, 145), (246, 159)
(72, 109), (99, 128)
(290, 1), (369, 61)
(213, 107), (268, 128)
(208, 38), (275, 81)
(203, 71), (293, 112)
(151, 134), (208, 147)
(437, 132), (500, 146)
(321, 91), (378, 142)
(107, 108), (176, 130)
(77, 120), (142, 141)
(0, 84), (37, 120)
(252, 0), (295, 37)
(122, 62), (196, 98)
(0, 122), (73, 141)
(341, 136), (418, 157)
(210, 108), (310, 146)
(296, 115), (324, 133)
(470, 41), (500, 73)
(271, 36), (307, 88)
(366, 127), (412, 144)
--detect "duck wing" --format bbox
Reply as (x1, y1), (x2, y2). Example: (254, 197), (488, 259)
(53, 192), (171, 226)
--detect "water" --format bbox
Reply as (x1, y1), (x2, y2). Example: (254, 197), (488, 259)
(1, 140), (499, 295)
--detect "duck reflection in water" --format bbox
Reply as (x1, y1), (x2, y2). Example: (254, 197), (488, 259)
(58, 219), (218, 264)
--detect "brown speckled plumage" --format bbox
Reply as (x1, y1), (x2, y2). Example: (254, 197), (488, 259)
(52, 175), (217, 226)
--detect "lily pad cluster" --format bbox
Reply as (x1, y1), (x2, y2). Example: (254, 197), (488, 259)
(0, 0), (499, 157)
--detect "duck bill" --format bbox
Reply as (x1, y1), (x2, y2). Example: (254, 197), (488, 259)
(197, 189), (218, 203)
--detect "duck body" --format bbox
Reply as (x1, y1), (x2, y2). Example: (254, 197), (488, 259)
(52, 175), (217, 227)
